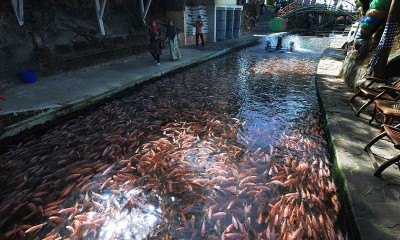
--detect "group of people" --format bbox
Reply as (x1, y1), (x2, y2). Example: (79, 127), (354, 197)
(148, 15), (205, 66)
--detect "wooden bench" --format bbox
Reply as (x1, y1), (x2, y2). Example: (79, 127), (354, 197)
(54, 44), (73, 56)
(113, 36), (126, 45)
(102, 38), (116, 50)
(73, 41), (90, 52)
(35, 47), (52, 65)
(89, 39), (104, 51)
(35, 47), (54, 75)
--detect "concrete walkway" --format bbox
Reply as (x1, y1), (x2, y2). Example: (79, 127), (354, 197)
(0, 33), (399, 239)
(317, 38), (400, 239)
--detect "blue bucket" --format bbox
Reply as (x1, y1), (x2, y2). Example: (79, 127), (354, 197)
(20, 70), (37, 84)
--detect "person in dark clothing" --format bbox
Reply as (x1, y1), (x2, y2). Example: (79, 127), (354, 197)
(305, 15), (312, 31)
(164, 20), (181, 61)
(276, 37), (283, 50)
(306, 18), (311, 30)
(148, 19), (162, 65)
(195, 15), (205, 47)
(261, 3), (266, 15)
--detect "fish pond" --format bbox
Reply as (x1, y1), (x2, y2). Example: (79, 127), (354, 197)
(0, 35), (352, 240)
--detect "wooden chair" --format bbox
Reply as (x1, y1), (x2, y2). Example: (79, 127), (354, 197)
(348, 77), (400, 116)
(364, 124), (400, 177)
(35, 46), (54, 76)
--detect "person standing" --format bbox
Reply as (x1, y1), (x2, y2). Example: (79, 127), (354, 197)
(261, 3), (266, 15)
(148, 19), (162, 65)
(165, 20), (182, 61)
(276, 36), (283, 50)
(195, 15), (205, 47)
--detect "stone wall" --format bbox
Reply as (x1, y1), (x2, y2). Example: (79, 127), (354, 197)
(0, 0), (167, 90)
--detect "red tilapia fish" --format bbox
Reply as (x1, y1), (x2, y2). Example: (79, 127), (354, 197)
(0, 53), (342, 239)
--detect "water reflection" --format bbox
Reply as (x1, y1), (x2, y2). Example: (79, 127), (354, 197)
(0, 36), (348, 240)
(98, 189), (162, 240)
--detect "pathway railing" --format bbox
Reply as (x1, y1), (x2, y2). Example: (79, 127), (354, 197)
(277, 2), (300, 17)
(277, 2), (357, 20)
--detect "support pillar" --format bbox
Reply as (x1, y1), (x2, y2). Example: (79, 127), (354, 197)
(94, 0), (107, 35)
(216, 10), (227, 41)
(11, 0), (24, 26)
(139, 0), (152, 22)
(226, 10), (234, 39)
(233, 10), (241, 38)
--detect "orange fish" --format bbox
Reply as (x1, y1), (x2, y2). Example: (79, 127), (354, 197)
(25, 222), (47, 233)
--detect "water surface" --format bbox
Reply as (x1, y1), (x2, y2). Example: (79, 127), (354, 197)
(0, 35), (348, 240)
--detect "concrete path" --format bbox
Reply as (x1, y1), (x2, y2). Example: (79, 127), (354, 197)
(317, 37), (400, 240)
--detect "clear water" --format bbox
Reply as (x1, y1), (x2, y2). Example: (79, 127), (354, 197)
(0, 36), (349, 240)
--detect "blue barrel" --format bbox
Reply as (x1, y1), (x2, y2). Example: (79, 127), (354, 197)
(217, 10), (227, 41)
(20, 70), (37, 84)
(226, 10), (234, 39)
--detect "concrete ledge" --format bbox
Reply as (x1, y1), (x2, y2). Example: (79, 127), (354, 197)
(316, 46), (400, 239)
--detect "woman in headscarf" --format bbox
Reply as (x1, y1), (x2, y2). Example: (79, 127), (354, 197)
(148, 19), (162, 65)
(164, 19), (182, 61)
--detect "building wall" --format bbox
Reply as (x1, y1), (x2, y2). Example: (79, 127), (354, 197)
(186, 0), (214, 6)
(168, 1), (242, 45)
(208, 7), (216, 42)
(165, 0), (185, 11)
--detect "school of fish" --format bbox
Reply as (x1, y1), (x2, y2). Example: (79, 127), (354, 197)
(0, 41), (347, 239)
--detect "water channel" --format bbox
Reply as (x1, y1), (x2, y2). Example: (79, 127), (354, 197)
(0, 35), (351, 240)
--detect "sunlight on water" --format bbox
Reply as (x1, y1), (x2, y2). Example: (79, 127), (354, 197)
(261, 35), (323, 54)
(98, 189), (162, 240)
(283, 35), (314, 53)
(99, 207), (159, 240)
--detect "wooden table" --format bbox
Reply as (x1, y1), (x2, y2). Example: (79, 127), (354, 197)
(370, 100), (400, 125)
